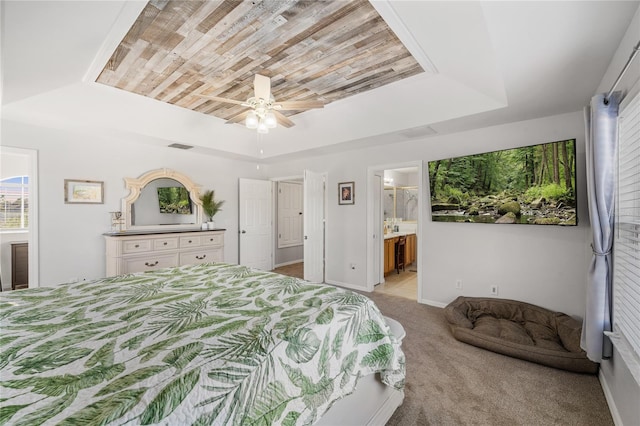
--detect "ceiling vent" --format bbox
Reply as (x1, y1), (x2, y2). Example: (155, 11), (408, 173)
(168, 143), (194, 150)
(399, 125), (437, 139)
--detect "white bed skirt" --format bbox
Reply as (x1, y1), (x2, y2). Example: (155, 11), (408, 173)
(317, 316), (406, 425)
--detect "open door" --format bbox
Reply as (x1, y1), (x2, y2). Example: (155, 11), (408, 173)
(303, 170), (325, 283)
(239, 178), (272, 270)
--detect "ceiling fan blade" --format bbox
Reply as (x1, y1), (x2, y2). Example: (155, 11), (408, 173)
(273, 110), (295, 128)
(197, 94), (248, 106)
(225, 110), (250, 124)
(254, 74), (271, 101)
(273, 100), (324, 110)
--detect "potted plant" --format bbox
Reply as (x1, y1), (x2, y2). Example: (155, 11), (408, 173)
(199, 190), (225, 229)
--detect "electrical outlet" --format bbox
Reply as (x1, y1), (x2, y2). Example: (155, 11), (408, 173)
(456, 279), (463, 290)
(490, 285), (499, 296)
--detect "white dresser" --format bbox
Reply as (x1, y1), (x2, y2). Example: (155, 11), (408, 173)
(104, 230), (225, 277)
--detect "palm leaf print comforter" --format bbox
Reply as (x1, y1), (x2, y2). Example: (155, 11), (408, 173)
(0, 263), (405, 425)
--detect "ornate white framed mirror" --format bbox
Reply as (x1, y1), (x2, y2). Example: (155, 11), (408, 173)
(122, 168), (203, 231)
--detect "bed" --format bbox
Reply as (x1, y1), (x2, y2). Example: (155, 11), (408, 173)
(0, 262), (405, 425)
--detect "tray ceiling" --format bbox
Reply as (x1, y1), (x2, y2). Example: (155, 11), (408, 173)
(96, 0), (425, 123)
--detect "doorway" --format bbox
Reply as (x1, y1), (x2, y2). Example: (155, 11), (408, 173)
(367, 162), (423, 301)
(0, 146), (39, 290)
(240, 171), (326, 282)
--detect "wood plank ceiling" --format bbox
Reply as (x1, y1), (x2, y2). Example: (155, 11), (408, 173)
(96, 0), (425, 124)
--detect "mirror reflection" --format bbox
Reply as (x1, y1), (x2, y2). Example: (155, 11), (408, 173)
(132, 178), (196, 226)
(384, 187), (418, 221)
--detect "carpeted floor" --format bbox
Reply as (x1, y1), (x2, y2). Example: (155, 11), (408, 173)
(364, 291), (613, 426)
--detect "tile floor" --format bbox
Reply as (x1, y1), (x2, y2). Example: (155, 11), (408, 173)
(272, 261), (418, 301)
(374, 268), (418, 300)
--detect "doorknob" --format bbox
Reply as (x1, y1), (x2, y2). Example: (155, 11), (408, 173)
(304, 236), (308, 240)
(241, 230), (246, 234)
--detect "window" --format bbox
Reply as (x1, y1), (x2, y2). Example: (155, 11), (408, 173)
(612, 89), (640, 382)
(0, 176), (29, 230)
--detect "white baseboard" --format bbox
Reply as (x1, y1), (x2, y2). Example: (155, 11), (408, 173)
(599, 368), (623, 426)
(325, 279), (369, 292)
(420, 298), (447, 308)
(273, 259), (303, 268)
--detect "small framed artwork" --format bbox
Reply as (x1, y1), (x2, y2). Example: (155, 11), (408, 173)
(64, 179), (104, 204)
(338, 181), (355, 205)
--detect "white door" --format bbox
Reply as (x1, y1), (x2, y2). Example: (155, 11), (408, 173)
(239, 178), (272, 270)
(304, 170), (325, 283)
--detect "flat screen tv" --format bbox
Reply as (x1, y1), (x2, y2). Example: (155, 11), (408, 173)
(428, 139), (577, 225)
(157, 187), (192, 215)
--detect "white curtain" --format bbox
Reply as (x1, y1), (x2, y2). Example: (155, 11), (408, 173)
(581, 92), (620, 363)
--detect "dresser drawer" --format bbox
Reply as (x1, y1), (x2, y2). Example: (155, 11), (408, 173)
(202, 234), (224, 246)
(179, 248), (223, 266)
(180, 235), (202, 248)
(123, 239), (152, 254)
(153, 237), (179, 250)
(123, 253), (179, 274)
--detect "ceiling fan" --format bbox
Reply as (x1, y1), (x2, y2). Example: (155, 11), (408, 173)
(198, 74), (324, 133)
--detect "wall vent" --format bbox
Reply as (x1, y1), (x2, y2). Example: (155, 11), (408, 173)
(168, 143), (194, 150)
(399, 125), (437, 139)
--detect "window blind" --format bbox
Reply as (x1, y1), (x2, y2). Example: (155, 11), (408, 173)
(614, 88), (640, 362)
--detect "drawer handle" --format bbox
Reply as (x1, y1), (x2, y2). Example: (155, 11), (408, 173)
(196, 254), (206, 260)
(163, 242), (168, 246)
(134, 244), (140, 248)
(144, 261), (159, 267)
(188, 240), (192, 243)
(209, 238), (214, 241)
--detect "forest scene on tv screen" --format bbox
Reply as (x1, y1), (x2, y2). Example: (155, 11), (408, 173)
(157, 187), (192, 215)
(429, 139), (577, 225)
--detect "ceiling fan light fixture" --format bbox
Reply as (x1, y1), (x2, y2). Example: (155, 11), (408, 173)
(264, 112), (277, 129)
(246, 111), (259, 129)
(257, 120), (269, 134)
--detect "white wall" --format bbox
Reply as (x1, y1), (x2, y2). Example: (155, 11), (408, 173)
(1, 119), (261, 286)
(265, 110), (590, 318)
(595, 5), (640, 426)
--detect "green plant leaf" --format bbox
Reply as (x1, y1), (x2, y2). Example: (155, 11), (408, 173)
(340, 350), (358, 388)
(57, 388), (146, 426)
(14, 347), (93, 375)
(119, 307), (152, 322)
(139, 368), (200, 424)
(281, 411), (301, 426)
(95, 365), (167, 397)
(13, 392), (77, 426)
(2, 364), (124, 397)
(247, 382), (290, 425)
(360, 344), (394, 369)
(315, 307), (334, 324)
(162, 342), (203, 371)
(303, 297), (322, 308)
(201, 319), (249, 339)
(356, 320), (386, 344)
(84, 340), (116, 368)
(332, 325), (346, 359)
(120, 332), (150, 350)
(138, 336), (182, 363)
(318, 335), (330, 377)
(301, 376), (334, 408)
(285, 328), (321, 363)
(0, 404), (28, 425)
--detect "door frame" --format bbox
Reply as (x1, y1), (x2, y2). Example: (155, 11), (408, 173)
(366, 160), (424, 302)
(270, 173), (327, 281)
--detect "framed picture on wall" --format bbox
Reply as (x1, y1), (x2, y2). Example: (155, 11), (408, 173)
(64, 179), (104, 204)
(338, 181), (355, 205)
